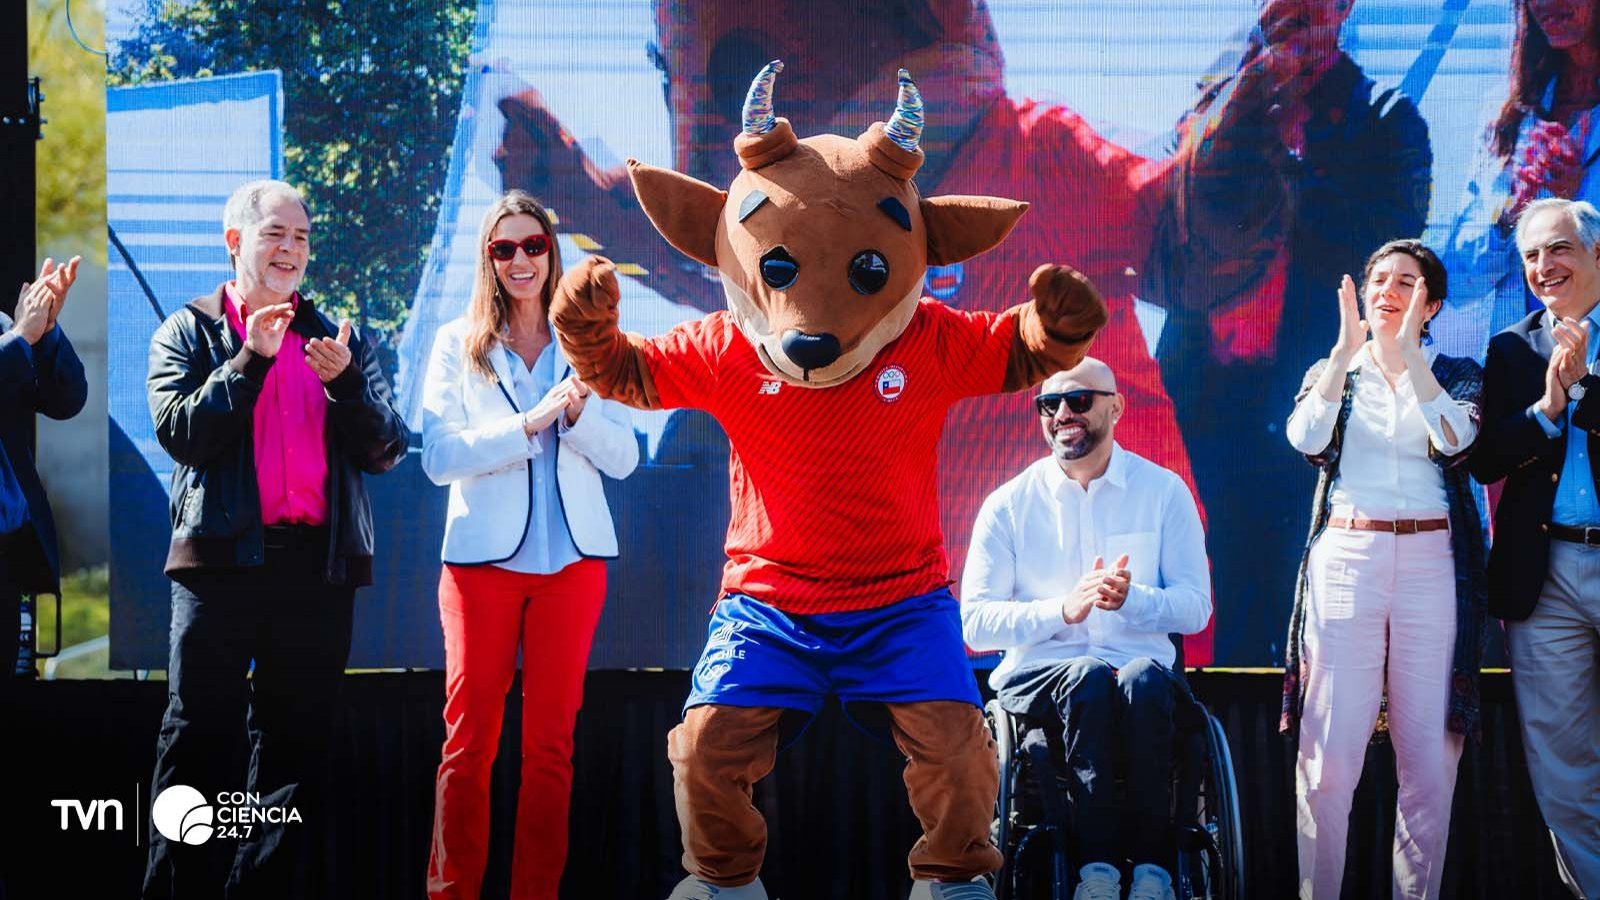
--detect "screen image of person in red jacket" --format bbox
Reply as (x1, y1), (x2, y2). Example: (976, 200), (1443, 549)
(1145, 0), (1434, 663)
(495, 0), (1301, 664)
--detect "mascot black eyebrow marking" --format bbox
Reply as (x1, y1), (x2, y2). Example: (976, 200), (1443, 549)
(738, 189), (770, 222)
(877, 196), (912, 232)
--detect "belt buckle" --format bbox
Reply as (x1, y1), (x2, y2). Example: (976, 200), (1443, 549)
(262, 525), (291, 550)
(1587, 526), (1600, 546)
(1394, 519), (1417, 535)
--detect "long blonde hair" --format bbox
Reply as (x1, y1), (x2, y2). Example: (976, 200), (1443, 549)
(464, 190), (564, 382)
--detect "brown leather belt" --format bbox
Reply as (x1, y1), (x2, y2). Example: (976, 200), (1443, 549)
(1327, 516), (1449, 535)
(1548, 524), (1600, 546)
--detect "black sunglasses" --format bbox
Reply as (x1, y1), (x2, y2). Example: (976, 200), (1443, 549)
(1036, 390), (1113, 417)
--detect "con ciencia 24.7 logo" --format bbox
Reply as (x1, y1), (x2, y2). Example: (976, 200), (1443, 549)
(151, 785), (302, 844)
(52, 785), (302, 844)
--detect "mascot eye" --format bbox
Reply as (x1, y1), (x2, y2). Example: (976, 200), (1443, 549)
(760, 246), (799, 289)
(848, 250), (890, 295)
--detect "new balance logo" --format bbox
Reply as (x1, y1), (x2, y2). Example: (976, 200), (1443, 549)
(758, 380), (782, 395)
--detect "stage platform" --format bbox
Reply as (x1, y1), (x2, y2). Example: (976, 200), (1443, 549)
(8, 671), (1572, 899)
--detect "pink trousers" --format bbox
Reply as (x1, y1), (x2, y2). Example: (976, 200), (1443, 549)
(1295, 518), (1463, 900)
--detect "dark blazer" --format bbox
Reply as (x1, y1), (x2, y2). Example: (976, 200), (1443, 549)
(146, 286), (409, 586)
(1469, 308), (1600, 621)
(0, 317), (88, 594)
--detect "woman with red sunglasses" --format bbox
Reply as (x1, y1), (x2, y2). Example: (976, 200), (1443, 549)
(420, 190), (639, 900)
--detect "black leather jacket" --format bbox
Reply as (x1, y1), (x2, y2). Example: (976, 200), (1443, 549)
(146, 286), (409, 586)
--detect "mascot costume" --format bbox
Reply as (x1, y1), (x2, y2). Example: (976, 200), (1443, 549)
(550, 62), (1107, 900)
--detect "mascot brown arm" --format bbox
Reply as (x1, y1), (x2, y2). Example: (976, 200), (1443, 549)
(1002, 263), (1109, 392)
(549, 254), (662, 410)
(920, 194), (1108, 393)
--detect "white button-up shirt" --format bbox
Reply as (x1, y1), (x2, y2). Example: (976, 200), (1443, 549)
(1285, 344), (1477, 516)
(960, 443), (1213, 690)
(499, 342), (581, 575)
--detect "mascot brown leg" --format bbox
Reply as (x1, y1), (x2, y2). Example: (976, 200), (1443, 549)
(886, 701), (1004, 881)
(668, 704), (786, 886)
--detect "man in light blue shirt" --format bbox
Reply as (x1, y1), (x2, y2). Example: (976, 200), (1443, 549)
(1530, 309), (1600, 525)
(1471, 197), (1600, 898)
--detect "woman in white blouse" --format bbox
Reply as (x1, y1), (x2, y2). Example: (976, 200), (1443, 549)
(1282, 239), (1488, 900)
(420, 190), (639, 900)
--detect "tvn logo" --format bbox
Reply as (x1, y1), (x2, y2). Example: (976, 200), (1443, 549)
(48, 784), (301, 844)
(51, 798), (124, 831)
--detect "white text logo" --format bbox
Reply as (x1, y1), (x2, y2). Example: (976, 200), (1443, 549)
(51, 798), (123, 831)
(152, 785), (214, 845)
(151, 786), (304, 844)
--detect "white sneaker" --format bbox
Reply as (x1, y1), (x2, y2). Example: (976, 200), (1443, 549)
(1072, 862), (1121, 900)
(1127, 864), (1177, 900)
(665, 875), (770, 900)
(907, 875), (997, 899)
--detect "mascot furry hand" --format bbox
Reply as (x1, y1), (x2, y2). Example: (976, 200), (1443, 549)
(551, 62), (1106, 900)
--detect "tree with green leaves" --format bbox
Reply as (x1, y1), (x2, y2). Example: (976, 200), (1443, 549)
(31, 0), (107, 262)
(110, 0), (476, 359)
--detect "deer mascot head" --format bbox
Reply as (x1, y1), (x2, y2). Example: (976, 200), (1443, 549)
(626, 61), (1028, 387)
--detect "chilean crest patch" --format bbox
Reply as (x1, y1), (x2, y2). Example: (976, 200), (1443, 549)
(875, 365), (907, 402)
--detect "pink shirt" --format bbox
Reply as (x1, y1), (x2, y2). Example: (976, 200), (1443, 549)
(224, 284), (330, 526)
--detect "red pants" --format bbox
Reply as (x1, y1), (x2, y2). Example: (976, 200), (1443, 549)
(427, 559), (607, 900)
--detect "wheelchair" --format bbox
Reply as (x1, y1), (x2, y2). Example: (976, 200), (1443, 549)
(984, 659), (1244, 900)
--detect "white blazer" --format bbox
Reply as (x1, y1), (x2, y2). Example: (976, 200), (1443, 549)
(420, 317), (639, 564)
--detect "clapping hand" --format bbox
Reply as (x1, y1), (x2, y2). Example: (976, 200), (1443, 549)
(563, 376), (591, 425)
(13, 256), (81, 344)
(1062, 554), (1133, 624)
(1542, 345), (1574, 422)
(1396, 276), (1430, 349)
(244, 303), (296, 358)
(522, 376), (575, 436)
(1552, 317), (1592, 389)
(305, 320), (354, 383)
(1332, 274), (1368, 364)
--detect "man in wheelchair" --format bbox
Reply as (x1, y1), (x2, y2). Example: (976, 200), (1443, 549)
(961, 359), (1212, 900)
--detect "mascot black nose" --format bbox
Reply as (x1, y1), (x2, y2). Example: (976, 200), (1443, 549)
(781, 329), (841, 371)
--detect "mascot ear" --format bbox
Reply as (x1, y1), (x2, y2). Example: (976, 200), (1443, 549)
(627, 159), (727, 268)
(921, 195), (1029, 266)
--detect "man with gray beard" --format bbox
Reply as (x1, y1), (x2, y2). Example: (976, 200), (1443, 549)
(961, 358), (1212, 900)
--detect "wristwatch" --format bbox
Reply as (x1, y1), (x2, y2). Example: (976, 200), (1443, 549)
(1571, 376), (1593, 402)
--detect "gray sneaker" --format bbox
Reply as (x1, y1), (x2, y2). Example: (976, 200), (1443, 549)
(665, 876), (770, 900)
(1072, 862), (1121, 900)
(907, 876), (998, 900)
(1127, 864), (1176, 900)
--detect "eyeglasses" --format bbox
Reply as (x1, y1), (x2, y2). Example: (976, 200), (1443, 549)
(1035, 390), (1113, 417)
(487, 235), (552, 262)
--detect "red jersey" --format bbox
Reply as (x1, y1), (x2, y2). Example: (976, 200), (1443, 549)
(642, 300), (1014, 614)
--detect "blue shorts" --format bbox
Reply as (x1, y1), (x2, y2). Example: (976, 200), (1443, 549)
(684, 587), (983, 736)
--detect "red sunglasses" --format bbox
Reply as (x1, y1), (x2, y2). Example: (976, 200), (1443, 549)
(486, 235), (551, 261)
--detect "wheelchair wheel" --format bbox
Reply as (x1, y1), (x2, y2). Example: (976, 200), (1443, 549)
(987, 699), (1073, 900)
(1202, 710), (1244, 900)
(985, 700), (1017, 900)
(1176, 707), (1244, 900)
